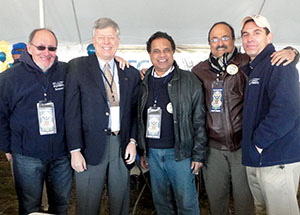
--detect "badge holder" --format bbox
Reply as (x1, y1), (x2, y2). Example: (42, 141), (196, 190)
(146, 106), (162, 139)
(37, 101), (57, 135)
(210, 80), (224, 113)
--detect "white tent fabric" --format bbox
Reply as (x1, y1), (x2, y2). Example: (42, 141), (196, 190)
(1, 0), (300, 46)
(0, 0), (299, 72)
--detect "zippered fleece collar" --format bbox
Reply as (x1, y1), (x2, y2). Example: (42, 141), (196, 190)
(19, 48), (58, 74)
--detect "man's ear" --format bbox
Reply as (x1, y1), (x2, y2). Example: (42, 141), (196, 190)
(267, 32), (273, 44)
(27, 43), (32, 55)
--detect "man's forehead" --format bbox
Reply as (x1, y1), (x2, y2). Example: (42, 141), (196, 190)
(95, 27), (117, 34)
(152, 46), (171, 50)
(32, 30), (56, 42)
(210, 24), (231, 37)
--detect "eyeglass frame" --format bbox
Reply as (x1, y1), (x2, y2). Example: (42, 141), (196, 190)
(209, 36), (231, 43)
(30, 43), (57, 52)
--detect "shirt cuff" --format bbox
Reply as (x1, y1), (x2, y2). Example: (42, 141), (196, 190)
(70, 148), (81, 153)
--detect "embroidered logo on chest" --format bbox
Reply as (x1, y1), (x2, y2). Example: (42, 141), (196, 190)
(249, 78), (260, 85)
(52, 81), (64, 91)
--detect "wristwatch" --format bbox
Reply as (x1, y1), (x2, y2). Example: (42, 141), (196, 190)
(285, 46), (299, 56)
(285, 46), (299, 63)
(129, 138), (138, 146)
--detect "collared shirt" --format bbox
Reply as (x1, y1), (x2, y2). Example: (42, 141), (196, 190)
(70, 57), (121, 153)
(97, 57), (120, 132)
(97, 58), (120, 97)
(152, 66), (174, 78)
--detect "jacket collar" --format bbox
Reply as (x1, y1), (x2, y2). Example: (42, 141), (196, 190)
(242, 43), (274, 76)
(209, 47), (238, 74)
(249, 43), (275, 69)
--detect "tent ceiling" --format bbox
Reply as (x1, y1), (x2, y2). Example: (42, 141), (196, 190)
(1, 0), (300, 46)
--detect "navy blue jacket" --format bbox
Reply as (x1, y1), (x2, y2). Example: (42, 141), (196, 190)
(0, 49), (68, 159)
(242, 44), (300, 167)
(65, 54), (140, 167)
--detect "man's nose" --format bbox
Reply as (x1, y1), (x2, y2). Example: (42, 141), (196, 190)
(104, 36), (110, 43)
(248, 34), (255, 42)
(217, 39), (224, 46)
(159, 51), (165, 57)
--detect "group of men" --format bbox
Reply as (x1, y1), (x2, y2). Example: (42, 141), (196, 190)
(0, 15), (299, 215)
(192, 16), (300, 215)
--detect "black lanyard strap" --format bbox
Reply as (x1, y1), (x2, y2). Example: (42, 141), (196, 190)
(152, 73), (172, 107)
(101, 65), (116, 94)
(35, 72), (49, 102)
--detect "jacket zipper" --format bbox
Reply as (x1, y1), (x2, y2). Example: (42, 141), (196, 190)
(259, 153), (263, 166)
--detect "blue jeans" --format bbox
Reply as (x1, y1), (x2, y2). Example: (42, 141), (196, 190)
(147, 148), (200, 215)
(13, 153), (73, 215)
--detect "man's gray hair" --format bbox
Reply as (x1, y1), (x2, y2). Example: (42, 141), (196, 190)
(93, 18), (120, 36)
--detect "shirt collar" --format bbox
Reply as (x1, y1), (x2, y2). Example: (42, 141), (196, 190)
(151, 66), (174, 78)
(96, 57), (115, 71)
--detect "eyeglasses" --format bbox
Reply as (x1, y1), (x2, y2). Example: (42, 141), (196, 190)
(31, 43), (57, 52)
(210, 36), (231, 43)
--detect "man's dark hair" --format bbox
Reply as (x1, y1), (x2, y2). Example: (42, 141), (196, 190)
(241, 19), (270, 35)
(29, 28), (58, 46)
(208, 21), (235, 42)
(146, 31), (176, 53)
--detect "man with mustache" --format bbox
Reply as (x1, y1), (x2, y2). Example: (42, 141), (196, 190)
(192, 21), (298, 215)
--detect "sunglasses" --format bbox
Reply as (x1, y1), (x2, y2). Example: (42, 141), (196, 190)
(31, 43), (57, 52)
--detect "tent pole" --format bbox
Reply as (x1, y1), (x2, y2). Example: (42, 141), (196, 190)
(258, 0), (266, 14)
(71, 0), (82, 46)
(39, 0), (45, 28)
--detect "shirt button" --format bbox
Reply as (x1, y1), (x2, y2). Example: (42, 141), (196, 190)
(105, 112), (109, 116)
(104, 129), (108, 132)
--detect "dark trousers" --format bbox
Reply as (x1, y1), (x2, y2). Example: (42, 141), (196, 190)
(203, 148), (254, 215)
(75, 135), (130, 215)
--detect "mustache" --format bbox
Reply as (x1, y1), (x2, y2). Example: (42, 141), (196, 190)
(216, 45), (228, 50)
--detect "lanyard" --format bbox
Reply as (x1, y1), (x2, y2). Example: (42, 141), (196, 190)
(101, 66), (116, 94)
(35, 72), (50, 102)
(152, 73), (172, 107)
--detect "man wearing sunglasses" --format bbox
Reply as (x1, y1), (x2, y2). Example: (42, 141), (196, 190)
(0, 28), (72, 215)
(192, 22), (298, 215)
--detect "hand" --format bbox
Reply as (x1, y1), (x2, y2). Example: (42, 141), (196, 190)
(71, 151), (87, 172)
(124, 143), (136, 165)
(270, 49), (296, 66)
(140, 68), (148, 80)
(139, 155), (149, 169)
(255, 145), (263, 154)
(5, 153), (12, 162)
(191, 161), (203, 175)
(115, 56), (130, 70)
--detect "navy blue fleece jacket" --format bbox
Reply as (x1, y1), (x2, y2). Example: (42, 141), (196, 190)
(242, 44), (300, 167)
